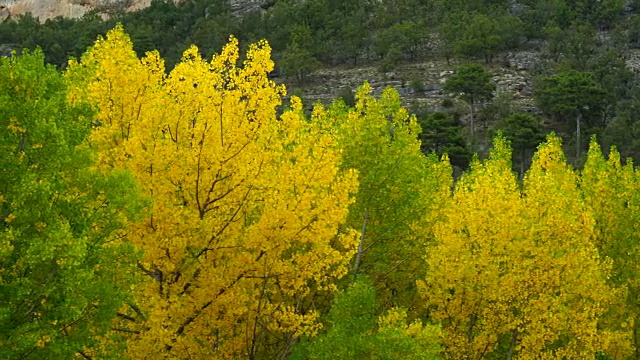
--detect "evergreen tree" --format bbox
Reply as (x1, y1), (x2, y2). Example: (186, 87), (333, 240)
(535, 69), (608, 162)
(494, 113), (545, 179)
(418, 111), (471, 170)
(443, 64), (496, 149)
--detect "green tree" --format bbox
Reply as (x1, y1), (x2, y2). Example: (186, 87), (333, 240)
(372, 0), (430, 28)
(494, 113), (545, 180)
(604, 86), (640, 162)
(628, 14), (640, 49)
(438, 11), (522, 64)
(520, 0), (621, 30)
(590, 49), (634, 120)
(0, 50), (144, 359)
(289, 276), (443, 360)
(456, 13), (522, 64)
(443, 64), (495, 148)
(438, 13), (466, 65)
(281, 42), (320, 84)
(318, 84), (452, 310)
(375, 20), (426, 61)
(262, 0), (308, 55)
(189, 7), (239, 61)
(418, 111), (471, 170)
(591, 0), (624, 29)
(333, 5), (370, 66)
(280, 25), (320, 83)
(544, 23), (598, 70)
(432, 0), (509, 16)
(379, 46), (403, 72)
(535, 69), (608, 161)
(517, 0), (571, 38)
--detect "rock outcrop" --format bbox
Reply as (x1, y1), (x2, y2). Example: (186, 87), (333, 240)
(0, 0), (270, 21)
(229, 0), (271, 16)
(0, 4), (10, 22)
(0, 0), (150, 20)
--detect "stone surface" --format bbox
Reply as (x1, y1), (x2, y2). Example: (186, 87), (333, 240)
(0, 43), (14, 57)
(0, 0), (269, 20)
(229, 0), (271, 16)
(0, 0), (151, 20)
(626, 49), (640, 73)
(0, 4), (9, 22)
(505, 51), (540, 71)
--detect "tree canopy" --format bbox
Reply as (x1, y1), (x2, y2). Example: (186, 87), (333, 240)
(0, 49), (144, 359)
(3, 16), (640, 360)
(443, 64), (495, 146)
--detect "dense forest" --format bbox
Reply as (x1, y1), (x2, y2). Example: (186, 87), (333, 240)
(4, 0), (640, 359)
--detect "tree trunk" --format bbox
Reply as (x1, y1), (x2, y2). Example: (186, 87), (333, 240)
(576, 112), (582, 162)
(353, 209), (368, 279)
(634, 318), (640, 360)
(469, 101), (475, 151)
(507, 328), (518, 360)
(520, 146), (526, 182)
(466, 313), (477, 356)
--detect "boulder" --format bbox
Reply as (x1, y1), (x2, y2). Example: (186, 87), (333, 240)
(0, 5), (9, 22)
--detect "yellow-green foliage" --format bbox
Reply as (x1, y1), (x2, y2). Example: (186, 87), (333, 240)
(420, 134), (632, 359)
(4, 24), (639, 360)
(582, 139), (640, 357)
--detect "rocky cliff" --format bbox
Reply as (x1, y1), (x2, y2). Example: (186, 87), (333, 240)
(0, 0), (152, 20)
(229, 0), (271, 15)
(0, 0), (270, 21)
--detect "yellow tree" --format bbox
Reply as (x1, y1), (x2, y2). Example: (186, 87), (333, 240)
(66, 26), (359, 359)
(581, 139), (640, 358)
(420, 136), (525, 359)
(519, 134), (630, 358)
(420, 134), (631, 359)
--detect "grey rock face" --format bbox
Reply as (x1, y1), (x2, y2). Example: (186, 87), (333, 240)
(0, 45), (11, 57)
(228, 0), (271, 16)
(505, 51), (540, 71)
(0, 5), (9, 22)
(0, 0), (271, 20)
(0, 0), (153, 20)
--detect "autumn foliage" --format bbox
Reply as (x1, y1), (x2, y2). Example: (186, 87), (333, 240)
(420, 135), (632, 358)
(4, 25), (640, 359)
(66, 26), (358, 358)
